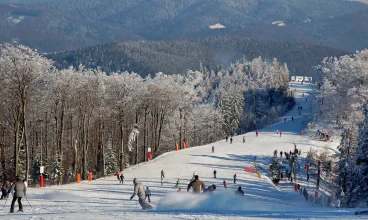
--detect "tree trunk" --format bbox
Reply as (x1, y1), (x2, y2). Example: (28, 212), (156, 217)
(135, 112), (139, 165)
(58, 105), (65, 184)
(23, 98), (29, 182)
(120, 122), (124, 172)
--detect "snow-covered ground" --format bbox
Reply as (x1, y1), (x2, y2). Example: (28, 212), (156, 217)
(1, 83), (365, 219)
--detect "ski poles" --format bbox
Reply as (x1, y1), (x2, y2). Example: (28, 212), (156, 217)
(3, 196), (8, 208)
(25, 196), (35, 213)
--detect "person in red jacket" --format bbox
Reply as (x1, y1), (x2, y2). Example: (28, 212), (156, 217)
(256, 130), (259, 137)
(223, 180), (227, 189)
(115, 171), (120, 182)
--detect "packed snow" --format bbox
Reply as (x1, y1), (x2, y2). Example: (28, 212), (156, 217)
(1, 83), (365, 219)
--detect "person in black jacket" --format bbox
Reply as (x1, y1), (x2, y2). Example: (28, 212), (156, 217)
(235, 186), (244, 196)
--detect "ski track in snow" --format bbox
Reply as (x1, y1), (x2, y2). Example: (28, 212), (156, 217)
(1, 83), (366, 219)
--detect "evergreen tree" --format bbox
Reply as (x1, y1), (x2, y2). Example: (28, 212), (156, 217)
(105, 138), (119, 175)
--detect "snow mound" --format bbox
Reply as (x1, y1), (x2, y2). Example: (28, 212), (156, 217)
(157, 192), (277, 212)
(33, 191), (82, 202)
(209, 23), (225, 29)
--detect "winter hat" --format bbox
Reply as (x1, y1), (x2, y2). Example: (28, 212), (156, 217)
(133, 178), (138, 184)
(238, 186), (242, 190)
(195, 175), (199, 180)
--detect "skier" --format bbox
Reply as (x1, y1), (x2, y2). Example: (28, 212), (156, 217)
(307, 173), (310, 182)
(115, 171), (120, 182)
(0, 177), (10, 200)
(256, 130), (259, 137)
(9, 176), (26, 213)
(161, 170), (165, 178)
(212, 146), (214, 153)
(280, 131), (282, 137)
(284, 117), (287, 122)
(235, 186), (244, 196)
(233, 174), (237, 184)
(213, 170), (217, 178)
(175, 179), (180, 187)
(145, 187), (151, 203)
(243, 136), (245, 143)
(177, 188), (182, 193)
(120, 173), (125, 184)
(203, 184), (216, 194)
(223, 180), (227, 189)
(280, 151), (283, 158)
(130, 178), (152, 210)
(187, 175), (205, 193)
(276, 129), (279, 134)
(230, 137), (233, 144)
(226, 136), (228, 142)
(292, 116), (294, 121)
(280, 172), (283, 180)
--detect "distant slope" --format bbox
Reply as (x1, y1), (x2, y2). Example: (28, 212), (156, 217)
(48, 36), (348, 76)
(0, 0), (367, 52)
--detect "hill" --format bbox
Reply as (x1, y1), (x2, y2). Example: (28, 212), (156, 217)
(48, 36), (348, 76)
(0, 0), (367, 52)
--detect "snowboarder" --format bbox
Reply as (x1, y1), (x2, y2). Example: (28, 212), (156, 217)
(145, 187), (151, 203)
(243, 136), (245, 143)
(233, 174), (237, 184)
(256, 130), (259, 137)
(161, 170), (165, 178)
(9, 176), (26, 213)
(223, 180), (227, 189)
(307, 173), (310, 182)
(226, 136), (228, 142)
(203, 184), (216, 194)
(235, 186), (244, 196)
(230, 137), (233, 144)
(280, 151), (283, 158)
(292, 116), (294, 121)
(175, 179), (180, 187)
(119, 174), (125, 184)
(130, 178), (152, 210)
(0, 177), (10, 200)
(213, 170), (217, 178)
(187, 175), (205, 193)
(212, 146), (214, 153)
(284, 117), (287, 122)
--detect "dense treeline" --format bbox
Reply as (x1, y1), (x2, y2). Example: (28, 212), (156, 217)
(310, 49), (368, 207)
(0, 0), (367, 51)
(0, 44), (292, 185)
(49, 36), (347, 77)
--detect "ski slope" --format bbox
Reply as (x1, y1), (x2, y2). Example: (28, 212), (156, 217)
(1, 83), (365, 219)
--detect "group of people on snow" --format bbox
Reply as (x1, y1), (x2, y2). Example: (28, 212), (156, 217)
(1, 175), (27, 213)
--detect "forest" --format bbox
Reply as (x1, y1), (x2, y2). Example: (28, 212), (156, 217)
(0, 44), (292, 185)
(49, 36), (348, 77)
(310, 49), (368, 207)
